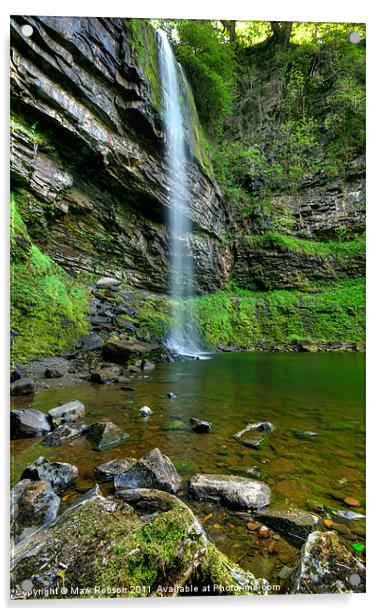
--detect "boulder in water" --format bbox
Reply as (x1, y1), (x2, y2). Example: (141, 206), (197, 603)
(234, 422), (275, 449)
(20, 456), (78, 493)
(190, 417), (213, 433)
(189, 473), (271, 510)
(48, 400), (85, 426)
(11, 409), (51, 438)
(114, 448), (181, 494)
(96, 458), (137, 480)
(138, 405), (153, 417)
(10, 483), (268, 598)
(103, 335), (162, 362)
(89, 365), (122, 384)
(10, 377), (35, 397)
(292, 531), (365, 593)
(87, 421), (129, 450)
(42, 421), (87, 446)
(255, 508), (319, 546)
(11, 479), (60, 544)
(141, 359), (155, 371)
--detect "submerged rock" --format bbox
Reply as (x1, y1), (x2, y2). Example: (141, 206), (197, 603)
(294, 431), (319, 440)
(10, 377), (35, 397)
(335, 510), (366, 521)
(162, 420), (187, 431)
(167, 392), (177, 399)
(242, 466), (261, 479)
(42, 421), (87, 446)
(20, 456), (78, 493)
(96, 458), (137, 480)
(234, 422), (275, 449)
(292, 531), (365, 593)
(11, 479), (60, 544)
(190, 417), (213, 433)
(89, 365), (122, 384)
(10, 486), (267, 598)
(87, 421), (129, 450)
(11, 409), (51, 438)
(48, 400), (85, 426)
(141, 359), (155, 371)
(255, 508), (319, 546)
(114, 448), (181, 494)
(189, 474), (271, 510)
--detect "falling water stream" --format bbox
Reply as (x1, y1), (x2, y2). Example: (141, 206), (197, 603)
(157, 30), (204, 357)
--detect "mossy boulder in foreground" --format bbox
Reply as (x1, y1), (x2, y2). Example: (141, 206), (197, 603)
(10, 488), (268, 599)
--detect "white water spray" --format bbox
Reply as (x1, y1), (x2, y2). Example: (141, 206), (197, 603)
(157, 30), (204, 357)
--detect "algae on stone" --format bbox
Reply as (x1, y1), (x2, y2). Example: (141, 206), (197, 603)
(11, 489), (268, 598)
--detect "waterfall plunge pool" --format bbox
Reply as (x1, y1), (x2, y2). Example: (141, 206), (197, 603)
(11, 351), (365, 590)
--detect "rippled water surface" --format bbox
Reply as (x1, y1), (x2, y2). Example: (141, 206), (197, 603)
(11, 352), (366, 587)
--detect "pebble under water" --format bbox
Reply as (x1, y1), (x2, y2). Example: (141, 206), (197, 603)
(11, 352), (366, 591)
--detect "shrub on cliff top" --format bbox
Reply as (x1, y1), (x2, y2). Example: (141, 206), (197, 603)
(173, 20), (236, 138)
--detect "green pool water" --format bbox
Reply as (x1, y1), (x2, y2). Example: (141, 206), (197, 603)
(11, 352), (366, 588)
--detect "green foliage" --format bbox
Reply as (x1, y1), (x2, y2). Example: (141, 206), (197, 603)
(183, 278), (365, 348)
(10, 195), (89, 361)
(248, 231), (366, 258)
(10, 116), (45, 144)
(130, 292), (172, 339)
(173, 20), (236, 137)
(213, 22), (365, 209)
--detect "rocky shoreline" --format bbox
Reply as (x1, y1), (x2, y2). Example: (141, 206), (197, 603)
(10, 373), (366, 597)
(10, 274), (365, 398)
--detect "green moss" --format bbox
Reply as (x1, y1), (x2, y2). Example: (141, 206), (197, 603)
(10, 194), (90, 361)
(197, 543), (266, 595)
(12, 492), (267, 598)
(183, 278), (365, 349)
(173, 459), (200, 474)
(113, 509), (193, 593)
(179, 69), (214, 177)
(10, 115), (46, 145)
(248, 231), (366, 259)
(125, 19), (162, 113)
(162, 422), (187, 432)
(130, 292), (172, 339)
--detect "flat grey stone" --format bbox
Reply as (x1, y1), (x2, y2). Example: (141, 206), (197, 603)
(189, 473), (271, 510)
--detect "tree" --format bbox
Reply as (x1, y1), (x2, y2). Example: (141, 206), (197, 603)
(269, 22), (293, 47)
(221, 20), (236, 42)
(174, 20), (236, 137)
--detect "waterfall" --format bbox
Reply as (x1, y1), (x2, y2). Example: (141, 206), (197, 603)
(157, 30), (203, 357)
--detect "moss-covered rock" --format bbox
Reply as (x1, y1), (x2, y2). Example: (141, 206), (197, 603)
(184, 278), (365, 349)
(103, 334), (163, 362)
(10, 196), (90, 362)
(234, 232), (366, 291)
(10, 488), (268, 599)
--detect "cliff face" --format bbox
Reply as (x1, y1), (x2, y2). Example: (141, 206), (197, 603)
(10, 17), (366, 359)
(10, 16), (230, 293)
(233, 162), (366, 290)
